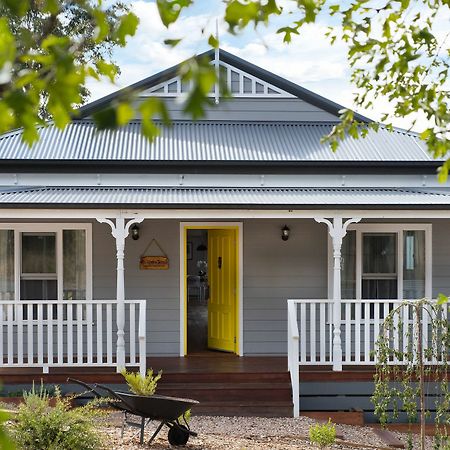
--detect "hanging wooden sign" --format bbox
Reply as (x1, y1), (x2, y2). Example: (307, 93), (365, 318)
(140, 239), (169, 270)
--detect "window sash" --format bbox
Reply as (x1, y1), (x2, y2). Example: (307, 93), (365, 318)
(338, 224), (431, 300)
(0, 224), (92, 302)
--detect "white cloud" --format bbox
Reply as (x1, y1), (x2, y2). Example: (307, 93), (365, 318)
(86, 1), (442, 132)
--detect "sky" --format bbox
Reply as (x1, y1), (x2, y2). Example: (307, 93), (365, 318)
(87, 1), (449, 132)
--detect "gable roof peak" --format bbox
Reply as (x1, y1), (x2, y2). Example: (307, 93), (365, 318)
(77, 47), (371, 123)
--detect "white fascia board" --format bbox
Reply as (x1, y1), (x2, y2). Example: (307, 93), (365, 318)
(2, 208), (450, 219)
(1, 173), (449, 189)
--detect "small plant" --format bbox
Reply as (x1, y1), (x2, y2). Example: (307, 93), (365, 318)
(121, 368), (162, 396)
(11, 383), (105, 450)
(309, 419), (336, 449)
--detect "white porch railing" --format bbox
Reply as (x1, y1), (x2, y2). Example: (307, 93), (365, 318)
(287, 298), (450, 417)
(0, 299), (146, 374)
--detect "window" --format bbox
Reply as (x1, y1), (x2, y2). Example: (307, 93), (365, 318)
(0, 230), (14, 301)
(336, 224), (431, 300)
(0, 224), (92, 304)
(21, 232), (58, 302)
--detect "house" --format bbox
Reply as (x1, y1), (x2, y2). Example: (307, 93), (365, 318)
(0, 49), (448, 420)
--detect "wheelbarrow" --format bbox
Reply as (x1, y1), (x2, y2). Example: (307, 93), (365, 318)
(68, 378), (199, 446)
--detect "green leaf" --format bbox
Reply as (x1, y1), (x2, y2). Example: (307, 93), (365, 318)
(116, 12), (139, 46)
(164, 38), (182, 47)
(2, 0), (30, 16)
(156, 0), (193, 28)
(93, 107), (118, 130)
(208, 34), (219, 49)
(116, 102), (133, 126)
(95, 60), (118, 83)
(43, 0), (60, 14)
(436, 293), (448, 305)
(92, 9), (109, 42)
(0, 18), (16, 70)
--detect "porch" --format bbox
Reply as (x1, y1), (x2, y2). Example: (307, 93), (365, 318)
(0, 209), (449, 418)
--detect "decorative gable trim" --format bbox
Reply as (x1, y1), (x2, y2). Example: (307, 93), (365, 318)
(141, 59), (295, 98)
(76, 48), (370, 122)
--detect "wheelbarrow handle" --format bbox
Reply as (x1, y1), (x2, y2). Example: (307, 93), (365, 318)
(67, 378), (104, 398)
(94, 383), (135, 411)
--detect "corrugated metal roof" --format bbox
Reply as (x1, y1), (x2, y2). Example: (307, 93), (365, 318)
(0, 120), (432, 162)
(0, 186), (449, 207)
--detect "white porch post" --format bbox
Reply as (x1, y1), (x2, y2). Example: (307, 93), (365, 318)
(315, 216), (361, 371)
(97, 214), (143, 372)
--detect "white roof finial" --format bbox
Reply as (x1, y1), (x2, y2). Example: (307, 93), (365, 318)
(214, 17), (220, 105)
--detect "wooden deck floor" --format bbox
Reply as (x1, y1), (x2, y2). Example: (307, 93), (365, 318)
(0, 353), (385, 384)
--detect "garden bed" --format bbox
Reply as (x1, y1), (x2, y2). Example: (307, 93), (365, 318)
(102, 415), (436, 449)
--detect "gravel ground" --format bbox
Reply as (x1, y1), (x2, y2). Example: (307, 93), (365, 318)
(103, 415), (436, 449)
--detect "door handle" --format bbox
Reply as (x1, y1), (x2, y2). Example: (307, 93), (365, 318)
(218, 256), (222, 269)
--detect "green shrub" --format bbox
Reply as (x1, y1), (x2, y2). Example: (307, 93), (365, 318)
(121, 368), (162, 396)
(309, 419), (336, 449)
(11, 384), (104, 450)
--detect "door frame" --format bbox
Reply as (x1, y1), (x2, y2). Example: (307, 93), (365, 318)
(179, 222), (243, 356)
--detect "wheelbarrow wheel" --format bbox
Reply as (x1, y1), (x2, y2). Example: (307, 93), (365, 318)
(168, 424), (190, 446)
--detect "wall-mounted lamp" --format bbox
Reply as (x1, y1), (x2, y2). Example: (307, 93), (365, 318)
(131, 223), (140, 240)
(281, 225), (290, 241)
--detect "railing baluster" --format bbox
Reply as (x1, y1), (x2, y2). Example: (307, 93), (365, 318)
(345, 302), (351, 363)
(422, 301), (429, 363)
(106, 303), (112, 365)
(96, 304), (103, 364)
(319, 302), (326, 363)
(67, 303), (73, 364)
(77, 303), (83, 364)
(87, 303), (93, 365)
(27, 304), (33, 365)
(364, 302), (370, 363)
(37, 304), (43, 366)
(138, 301), (146, 376)
(130, 302), (136, 365)
(373, 301), (380, 364)
(7, 304), (13, 365)
(57, 303), (63, 364)
(393, 303), (399, 364)
(355, 302), (361, 364)
(17, 303), (23, 365)
(383, 302), (389, 363)
(300, 303), (306, 363)
(402, 302), (409, 363)
(47, 303), (53, 369)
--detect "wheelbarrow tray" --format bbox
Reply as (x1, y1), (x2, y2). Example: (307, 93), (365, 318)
(112, 391), (199, 422)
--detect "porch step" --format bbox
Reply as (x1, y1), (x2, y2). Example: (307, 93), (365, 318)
(155, 371), (293, 415)
(157, 382), (292, 402)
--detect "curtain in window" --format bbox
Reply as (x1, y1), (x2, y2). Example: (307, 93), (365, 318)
(341, 231), (356, 299)
(63, 230), (86, 300)
(403, 230), (425, 299)
(0, 230), (14, 300)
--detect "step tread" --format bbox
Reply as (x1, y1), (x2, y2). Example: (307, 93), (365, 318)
(193, 401), (293, 406)
(158, 382), (291, 390)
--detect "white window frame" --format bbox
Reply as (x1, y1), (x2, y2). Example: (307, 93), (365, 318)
(327, 223), (432, 300)
(0, 223), (92, 302)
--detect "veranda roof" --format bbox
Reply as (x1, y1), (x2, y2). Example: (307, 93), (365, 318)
(0, 186), (449, 209)
(0, 120), (432, 163)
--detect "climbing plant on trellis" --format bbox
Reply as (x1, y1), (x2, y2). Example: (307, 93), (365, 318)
(371, 298), (450, 450)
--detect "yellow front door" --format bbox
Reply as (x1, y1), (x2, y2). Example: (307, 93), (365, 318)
(207, 229), (237, 352)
